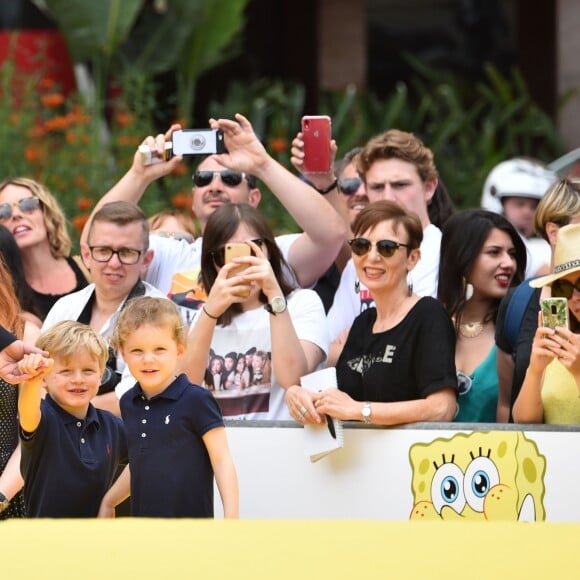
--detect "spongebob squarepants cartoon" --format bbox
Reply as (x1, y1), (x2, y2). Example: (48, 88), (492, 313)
(409, 431), (546, 521)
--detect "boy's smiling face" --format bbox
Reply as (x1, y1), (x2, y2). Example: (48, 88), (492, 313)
(120, 323), (184, 397)
(44, 348), (102, 419)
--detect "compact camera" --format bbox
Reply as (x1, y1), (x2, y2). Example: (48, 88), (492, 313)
(172, 129), (226, 156)
(139, 129), (226, 166)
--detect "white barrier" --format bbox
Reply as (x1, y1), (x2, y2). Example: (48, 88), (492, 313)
(217, 421), (580, 522)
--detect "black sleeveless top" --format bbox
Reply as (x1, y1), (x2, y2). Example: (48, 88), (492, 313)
(32, 256), (90, 320)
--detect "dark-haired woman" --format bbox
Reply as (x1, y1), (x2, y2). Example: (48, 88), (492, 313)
(438, 209), (526, 422)
(181, 203), (329, 420)
(298, 200), (458, 426)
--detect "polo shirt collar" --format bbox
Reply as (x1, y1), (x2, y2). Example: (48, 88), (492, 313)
(45, 394), (101, 429)
(132, 373), (190, 402)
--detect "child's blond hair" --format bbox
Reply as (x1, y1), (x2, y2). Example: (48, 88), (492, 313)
(111, 297), (186, 351)
(37, 321), (109, 371)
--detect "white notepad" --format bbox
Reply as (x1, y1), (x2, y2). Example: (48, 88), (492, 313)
(300, 367), (344, 462)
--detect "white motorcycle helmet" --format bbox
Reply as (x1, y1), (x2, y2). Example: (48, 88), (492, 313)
(481, 158), (558, 214)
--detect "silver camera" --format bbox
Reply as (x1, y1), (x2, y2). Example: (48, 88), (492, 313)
(172, 129), (226, 156)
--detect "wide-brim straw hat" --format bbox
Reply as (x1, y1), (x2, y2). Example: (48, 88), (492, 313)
(530, 223), (580, 287)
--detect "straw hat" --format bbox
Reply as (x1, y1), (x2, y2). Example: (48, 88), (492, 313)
(530, 223), (580, 287)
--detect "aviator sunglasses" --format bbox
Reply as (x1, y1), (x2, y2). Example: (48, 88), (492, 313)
(0, 196), (42, 221)
(211, 239), (265, 268)
(338, 177), (363, 195)
(348, 237), (410, 258)
(551, 278), (580, 299)
(193, 170), (245, 188)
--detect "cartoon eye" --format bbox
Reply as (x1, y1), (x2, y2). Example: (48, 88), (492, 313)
(430, 462), (466, 515)
(463, 457), (500, 512)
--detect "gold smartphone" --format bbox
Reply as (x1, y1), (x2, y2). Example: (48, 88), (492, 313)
(541, 297), (569, 330)
(225, 242), (251, 297)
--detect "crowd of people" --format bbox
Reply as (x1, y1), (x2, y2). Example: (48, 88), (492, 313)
(0, 111), (579, 521)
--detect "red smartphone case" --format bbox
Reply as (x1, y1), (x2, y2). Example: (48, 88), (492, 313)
(301, 115), (331, 173)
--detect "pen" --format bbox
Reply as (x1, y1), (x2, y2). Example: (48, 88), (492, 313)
(326, 414), (336, 439)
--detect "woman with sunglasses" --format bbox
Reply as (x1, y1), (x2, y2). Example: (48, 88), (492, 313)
(512, 223), (580, 424)
(437, 209), (526, 423)
(181, 203), (329, 421)
(0, 257), (40, 519)
(496, 178), (580, 422)
(0, 178), (90, 319)
(294, 200), (457, 426)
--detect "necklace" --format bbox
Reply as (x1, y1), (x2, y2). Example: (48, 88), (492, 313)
(458, 321), (485, 339)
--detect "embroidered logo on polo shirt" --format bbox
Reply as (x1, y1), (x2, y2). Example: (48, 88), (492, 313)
(165, 415), (171, 424)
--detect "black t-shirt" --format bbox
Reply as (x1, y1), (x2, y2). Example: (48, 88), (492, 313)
(0, 325), (16, 351)
(495, 286), (541, 416)
(336, 297), (458, 402)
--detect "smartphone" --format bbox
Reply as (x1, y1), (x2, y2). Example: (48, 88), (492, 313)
(301, 115), (331, 173)
(225, 243), (251, 297)
(172, 129), (226, 156)
(541, 297), (569, 330)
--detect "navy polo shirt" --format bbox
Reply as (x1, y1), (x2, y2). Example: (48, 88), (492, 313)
(120, 373), (224, 518)
(20, 395), (127, 518)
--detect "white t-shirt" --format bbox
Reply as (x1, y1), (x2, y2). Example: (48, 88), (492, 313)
(41, 281), (168, 399)
(189, 288), (329, 421)
(327, 224), (442, 340)
(524, 236), (551, 278)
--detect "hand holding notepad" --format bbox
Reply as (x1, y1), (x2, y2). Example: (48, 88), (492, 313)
(300, 367), (344, 462)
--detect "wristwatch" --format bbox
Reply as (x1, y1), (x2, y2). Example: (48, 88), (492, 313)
(265, 296), (287, 315)
(0, 492), (10, 513)
(361, 402), (372, 424)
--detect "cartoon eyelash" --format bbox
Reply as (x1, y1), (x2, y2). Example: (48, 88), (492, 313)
(469, 447), (491, 461)
(432, 453), (456, 470)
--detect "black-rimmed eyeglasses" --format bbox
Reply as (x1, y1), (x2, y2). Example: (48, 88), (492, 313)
(89, 246), (145, 265)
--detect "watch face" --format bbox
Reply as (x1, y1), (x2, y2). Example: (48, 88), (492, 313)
(362, 404), (371, 417)
(271, 296), (286, 313)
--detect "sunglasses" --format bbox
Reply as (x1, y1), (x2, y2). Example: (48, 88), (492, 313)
(193, 170), (245, 188)
(348, 237), (410, 258)
(551, 278), (580, 299)
(0, 197), (42, 221)
(211, 238), (264, 267)
(338, 177), (363, 195)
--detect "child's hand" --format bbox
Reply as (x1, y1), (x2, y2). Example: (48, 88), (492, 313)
(97, 500), (116, 518)
(18, 354), (53, 380)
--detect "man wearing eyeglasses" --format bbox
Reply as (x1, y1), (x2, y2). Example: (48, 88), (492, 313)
(81, 115), (347, 313)
(42, 201), (168, 416)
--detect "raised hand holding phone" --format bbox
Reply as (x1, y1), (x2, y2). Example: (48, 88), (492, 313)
(301, 115), (332, 174)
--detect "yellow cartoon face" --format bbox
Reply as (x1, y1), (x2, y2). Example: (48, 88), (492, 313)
(409, 431), (546, 521)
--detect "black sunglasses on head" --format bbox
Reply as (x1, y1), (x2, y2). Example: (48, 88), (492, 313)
(0, 197), (42, 221)
(210, 239), (265, 267)
(338, 177), (363, 195)
(193, 170), (245, 188)
(551, 278), (580, 299)
(348, 237), (409, 258)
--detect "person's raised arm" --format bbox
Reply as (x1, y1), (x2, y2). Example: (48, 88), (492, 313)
(210, 114), (347, 287)
(80, 124), (183, 247)
(17, 354), (53, 433)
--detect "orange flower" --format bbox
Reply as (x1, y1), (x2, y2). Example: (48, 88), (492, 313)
(269, 137), (288, 154)
(41, 93), (65, 108)
(117, 135), (139, 147)
(171, 192), (193, 209)
(29, 125), (46, 138)
(77, 197), (93, 211)
(44, 116), (71, 132)
(71, 214), (90, 232)
(38, 77), (56, 91)
(25, 146), (45, 163)
(115, 111), (134, 128)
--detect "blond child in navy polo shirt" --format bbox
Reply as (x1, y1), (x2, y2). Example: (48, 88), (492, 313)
(100, 297), (238, 518)
(18, 321), (127, 517)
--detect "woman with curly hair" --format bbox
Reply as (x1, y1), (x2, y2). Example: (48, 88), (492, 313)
(0, 177), (90, 319)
